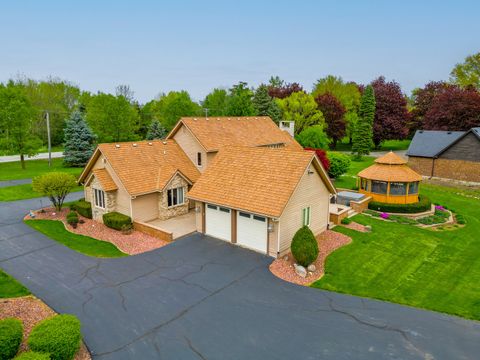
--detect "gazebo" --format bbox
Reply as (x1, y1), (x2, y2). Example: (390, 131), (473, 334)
(358, 151), (422, 204)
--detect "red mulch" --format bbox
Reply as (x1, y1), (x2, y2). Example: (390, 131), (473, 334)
(25, 208), (169, 255)
(269, 230), (352, 286)
(0, 296), (91, 359)
(342, 221), (369, 232)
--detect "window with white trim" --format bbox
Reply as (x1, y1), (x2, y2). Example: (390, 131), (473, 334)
(167, 187), (184, 207)
(94, 188), (105, 209)
(302, 206), (311, 226)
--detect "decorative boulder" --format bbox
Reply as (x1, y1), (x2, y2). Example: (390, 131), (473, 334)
(307, 264), (316, 272)
(294, 264), (307, 278)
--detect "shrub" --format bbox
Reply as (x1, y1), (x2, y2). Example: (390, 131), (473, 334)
(341, 217), (352, 225)
(102, 212), (132, 231)
(295, 125), (330, 150)
(0, 318), (23, 360)
(28, 315), (81, 360)
(456, 214), (466, 225)
(368, 195), (431, 214)
(71, 201), (92, 219)
(66, 212), (79, 228)
(14, 352), (51, 360)
(327, 152), (351, 178)
(291, 226), (319, 267)
(32, 173), (77, 211)
(120, 223), (133, 235)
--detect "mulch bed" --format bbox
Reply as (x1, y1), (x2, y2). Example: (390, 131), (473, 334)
(0, 296), (91, 359)
(269, 230), (352, 286)
(341, 221), (369, 232)
(25, 207), (170, 255)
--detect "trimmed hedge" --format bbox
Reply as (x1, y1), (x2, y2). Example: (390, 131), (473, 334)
(102, 212), (132, 231)
(341, 217), (352, 225)
(0, 318), (23, 360)
(28, 315), (81, 360)
(66, 212), (78, 227)
(70, 201), (92, 219)
(291, 226), (319, 267)
(14, 352), (51, 360)
(368, 195), (431, 214)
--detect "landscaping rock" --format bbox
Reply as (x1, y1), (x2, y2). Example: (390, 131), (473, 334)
(283, 255), (289, 261)
(294, 264), (307, 278)
(307, 264), (316, 272)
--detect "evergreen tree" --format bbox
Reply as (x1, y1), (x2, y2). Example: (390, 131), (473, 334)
(252, 84), (281, 123)
(352, 85), (375, 158)
(146, 120), (167, 140)
(63, 110), (96, 167)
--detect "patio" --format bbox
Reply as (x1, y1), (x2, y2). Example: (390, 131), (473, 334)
(146, 210), (196, 239)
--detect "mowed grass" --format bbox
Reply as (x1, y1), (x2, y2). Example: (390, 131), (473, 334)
(25, 220), (127, 258)
(0, 183), (83, 202)
(312, 184), (480, 320)
(0, 269), (30, 298)
(332, 155), (375, 190)
(0, 158), (81, 181)
(335, 138), (411, 152)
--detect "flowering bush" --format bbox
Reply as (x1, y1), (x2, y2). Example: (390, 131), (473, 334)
(435, 205), (446, 211)
(380, 212), (389, 219)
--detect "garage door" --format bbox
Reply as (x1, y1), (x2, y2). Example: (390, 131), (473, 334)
(205, 204), (231, 241)
(237, 211), (268, 253)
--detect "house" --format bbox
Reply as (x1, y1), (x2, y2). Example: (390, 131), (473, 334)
(79, 116), (336, 257)
(407, 128), (480, 183)
(188, 146), (336, 257)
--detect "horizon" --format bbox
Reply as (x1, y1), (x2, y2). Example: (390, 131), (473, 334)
(1, 0), (479, 103)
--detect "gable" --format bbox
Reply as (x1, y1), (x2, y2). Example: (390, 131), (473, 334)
(407, 130), (465, 158)
(439, 132), (480, 162)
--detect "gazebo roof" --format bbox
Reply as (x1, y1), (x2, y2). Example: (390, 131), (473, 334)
(358, 152), (422, 182)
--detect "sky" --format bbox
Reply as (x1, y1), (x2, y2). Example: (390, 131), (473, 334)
(0, 0), (479, 103)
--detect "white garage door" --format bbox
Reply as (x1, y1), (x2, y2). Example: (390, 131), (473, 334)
(205, 204), (231, 241)
(237, 211), (268, 253)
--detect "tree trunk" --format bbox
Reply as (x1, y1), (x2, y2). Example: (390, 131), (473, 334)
(20, 154), (25, 169)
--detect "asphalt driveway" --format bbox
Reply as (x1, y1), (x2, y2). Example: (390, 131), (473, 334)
(1, 195), (479, 359)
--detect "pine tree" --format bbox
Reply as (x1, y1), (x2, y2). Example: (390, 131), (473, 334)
(146, 120), (167, 140)
(253, 84), (282, 123)
(63, 110), (96, 167)
(352, 85), (375, 158)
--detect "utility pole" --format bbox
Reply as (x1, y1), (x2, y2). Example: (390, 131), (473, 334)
(45, 111), (52, 167)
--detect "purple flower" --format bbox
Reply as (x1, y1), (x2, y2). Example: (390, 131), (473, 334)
(435, 205), (446, 211)
(380, 212), (389, 219)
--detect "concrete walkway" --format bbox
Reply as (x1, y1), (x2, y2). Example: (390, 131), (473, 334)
(0, 151), (63, 163)
(1, 195), (479, 359)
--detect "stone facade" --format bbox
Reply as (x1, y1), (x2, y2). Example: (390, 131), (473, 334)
(408, 156), (480, 183)
(158, 174), (190, 220)
(90, 177), (117, 222)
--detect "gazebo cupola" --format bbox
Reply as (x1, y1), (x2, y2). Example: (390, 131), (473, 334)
(357, 151), (422, 204)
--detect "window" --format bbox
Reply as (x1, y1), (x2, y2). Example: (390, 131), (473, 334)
(207, 204), (217, 210)
(371, 181), (388, 194)
(239, 212), (251, 218)
(408, 182), (419, 195)
(167, 187), (184, 207)
(389, 182), (407, 195)
(197, 152), (202, 166)
(253, 215), (266, 222)
(94, 188), (105, 209)
(219, 207), (230, 213)
(302, 207), (311, 226)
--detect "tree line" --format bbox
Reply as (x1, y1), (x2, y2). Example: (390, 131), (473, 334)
(0, 52), (479, 167)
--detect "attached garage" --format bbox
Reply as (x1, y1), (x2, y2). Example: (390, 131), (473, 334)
(237, 211), (268, 253)
(205, 204), (231, 241)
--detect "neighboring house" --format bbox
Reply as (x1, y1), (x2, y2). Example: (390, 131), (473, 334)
(166, 116), (302, 172)
(407, 128), (480, 183)
(78, 140), (200, 222)
(188, 146), (336, 257)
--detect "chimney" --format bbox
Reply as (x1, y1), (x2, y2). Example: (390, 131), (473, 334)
(279, 121), (295, 137)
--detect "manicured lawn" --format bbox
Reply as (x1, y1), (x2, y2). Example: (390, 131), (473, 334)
(335, 138), (411, 152)
(0, 158), (81, 181)
(312, 184), (480, 321)
(0, 269), (30, 298)
(25, 220), (127, 258)
(0, 184), (83, 202)
(332, 155), (375, 190)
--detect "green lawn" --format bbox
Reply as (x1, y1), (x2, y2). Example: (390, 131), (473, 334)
(0, 269), (30, 298)
(335, 138), (411, 152)
(331, 155), (375, 190)
(0, 184), (83, 202)
(312, 184), (480, 321)
(0, 145), (64, 156)
(0, 158), (81, 181)
(25, 220), (127, 258)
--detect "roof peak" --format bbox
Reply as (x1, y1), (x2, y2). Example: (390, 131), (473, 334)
(375, 151), (407, 165)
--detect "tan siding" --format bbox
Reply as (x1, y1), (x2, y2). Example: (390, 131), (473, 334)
(278, 164), (330, 254)
(268, 219), (279, 257)
(195, 202), (204, 233)
(132, 193), (159, 222)
(173, 125), (207, 172)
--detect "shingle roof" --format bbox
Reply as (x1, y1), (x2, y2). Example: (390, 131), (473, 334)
(375, 151), (407, 165)
(359, 152), (422, 182)
(92, 169), (118, 192)
(80, 140), (200, 196)
(188, 147), (335, 218)
(407, 130), (465, 157)
(167, 116), (302, 152)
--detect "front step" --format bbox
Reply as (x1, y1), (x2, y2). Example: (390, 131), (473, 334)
(347, 209), (357, 218)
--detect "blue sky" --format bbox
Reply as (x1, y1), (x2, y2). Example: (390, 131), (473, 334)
(0, 0), (479, 103)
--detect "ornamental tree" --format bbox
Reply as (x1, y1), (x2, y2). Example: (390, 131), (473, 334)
(371, 77), (409, 147)
(315, 93), (346, 149)
(268, 76), (304, 99)
(32, 172), (77, 211)
(352, 85), (375, 157)
(304, 147), (330, 172)
(63, 110), (96, 167)
(146, 120), (167, 140)
(276, 92), (324, 134)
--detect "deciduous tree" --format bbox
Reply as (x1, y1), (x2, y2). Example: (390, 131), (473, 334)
(226, 82), (255, 116)
(304, 147), (330, 172)
(63, 110), (96, 167)
(450, 52), (480, 90)
(32, 172), (77, 211)
(268, 76), (304, 99)
(315, 93), (346, 149)
(352, 85), (375, 157)
(202, 88), (228, 116)
(295, 125), (330, 149)
(276, 92), (324, 134)
(154, 91), (201, 130)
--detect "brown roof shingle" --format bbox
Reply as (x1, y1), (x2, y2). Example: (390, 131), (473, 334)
(168, 116), (301, 152)
(358, 164), (422, 182)
(92, 169), (118, 192)
(94, 140), (200, 196)
(375, 151), (407, 165)
(188, 146), (332, 218)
